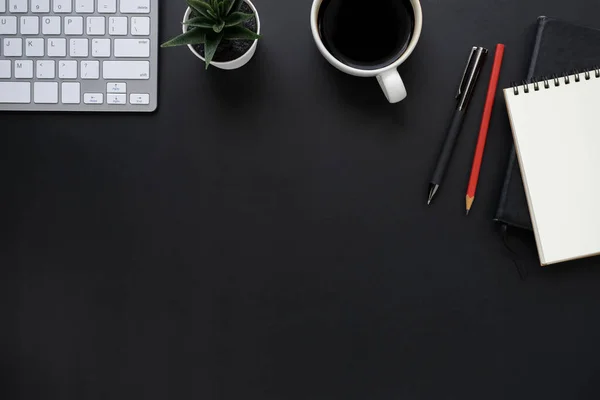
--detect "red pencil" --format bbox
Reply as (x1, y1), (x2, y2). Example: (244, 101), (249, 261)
(465, 43), (505, 215)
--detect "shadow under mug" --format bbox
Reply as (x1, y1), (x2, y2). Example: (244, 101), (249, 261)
(310, 0), (423, 103)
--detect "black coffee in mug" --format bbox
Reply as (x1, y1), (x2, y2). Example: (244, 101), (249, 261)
(318, 0), (415, 70)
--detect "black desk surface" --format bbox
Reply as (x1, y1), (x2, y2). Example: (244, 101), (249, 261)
(3, 0), (600, 399)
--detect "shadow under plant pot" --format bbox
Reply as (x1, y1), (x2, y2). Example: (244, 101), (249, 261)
(183, 0), (260, 70)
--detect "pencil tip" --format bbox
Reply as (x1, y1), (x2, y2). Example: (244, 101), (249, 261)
(465, 195), (475, 214)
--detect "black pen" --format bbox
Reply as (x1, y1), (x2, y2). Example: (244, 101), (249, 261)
(428, 46), (488, 205)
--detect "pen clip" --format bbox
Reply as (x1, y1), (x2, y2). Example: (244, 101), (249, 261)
(456, 47), (477, 99)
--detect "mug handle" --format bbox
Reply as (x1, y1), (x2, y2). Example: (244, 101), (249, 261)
(376, 69), (407, 103)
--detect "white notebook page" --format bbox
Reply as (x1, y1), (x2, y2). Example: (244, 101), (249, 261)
(504, 74), (600, 265)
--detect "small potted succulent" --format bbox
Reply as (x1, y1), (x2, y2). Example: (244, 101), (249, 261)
(161, 0), (261, 70)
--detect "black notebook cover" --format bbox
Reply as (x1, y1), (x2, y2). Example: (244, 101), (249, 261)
(495, 17), (600, 230)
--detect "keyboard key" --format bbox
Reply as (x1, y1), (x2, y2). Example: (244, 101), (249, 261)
(0, 17), (18, 35)
(25, 38), (44, 57)
(107, 82), (126, 93)
(31, 0), (50, 13)
(84, 92), (103, 104)
(97, 0), (115, 13)
(36, 60), (55, 78)
(75, 0), (93, 13)
(47, 38), (66, 56)
(61, 82), (80, 104)
(63, 16), (83, 35)
(91, 38), (110, 57)
(53, 0), (71, 13)
(109, 17), (127, 35)
(69, 38), (88, 57)
(120, 0), (149, 13)
(107, 94), (126, 104)
(114, 39), (149, 57)
(9, 0), (27, 13)
(0, 82), (31, 103)
(130, 93), (149, 105)
(131, 17), (150, 35)
(64, 16), (83, 35)
(0, 0), (5, 12)
(20, 16), (39, 35)
(14, 60), (33, 78)
(42, 16), (61, 35)
(34, 82), (58, 103)
(103, 61), (149, 79)
(80, 60), (99, 79)
(0, 61), (10, 78)
(59, 60), (77, 78)
(86, 17), (105, 35)
(3, 38), (22, 56)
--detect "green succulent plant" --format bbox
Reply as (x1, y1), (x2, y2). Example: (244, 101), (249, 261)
(161, 0), (260, 69)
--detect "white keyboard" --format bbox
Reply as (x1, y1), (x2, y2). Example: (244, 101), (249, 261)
(0, 0), (158, 112)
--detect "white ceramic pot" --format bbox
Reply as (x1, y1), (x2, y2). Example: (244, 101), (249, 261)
(183, 0), (260, 70)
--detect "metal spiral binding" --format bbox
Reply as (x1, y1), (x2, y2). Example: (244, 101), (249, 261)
(511, 66), (600, 95)
(553, 74), (561, 87)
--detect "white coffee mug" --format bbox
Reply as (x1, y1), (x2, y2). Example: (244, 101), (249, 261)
(310, 0), (423, 103)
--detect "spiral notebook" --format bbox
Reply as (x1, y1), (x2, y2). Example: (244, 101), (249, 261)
(504, 71), (600, 265)
(495, 17), (600, 231)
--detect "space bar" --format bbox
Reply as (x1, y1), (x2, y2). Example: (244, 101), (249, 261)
(0, 82), (31, 103)
(103, 61), (150, 79)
